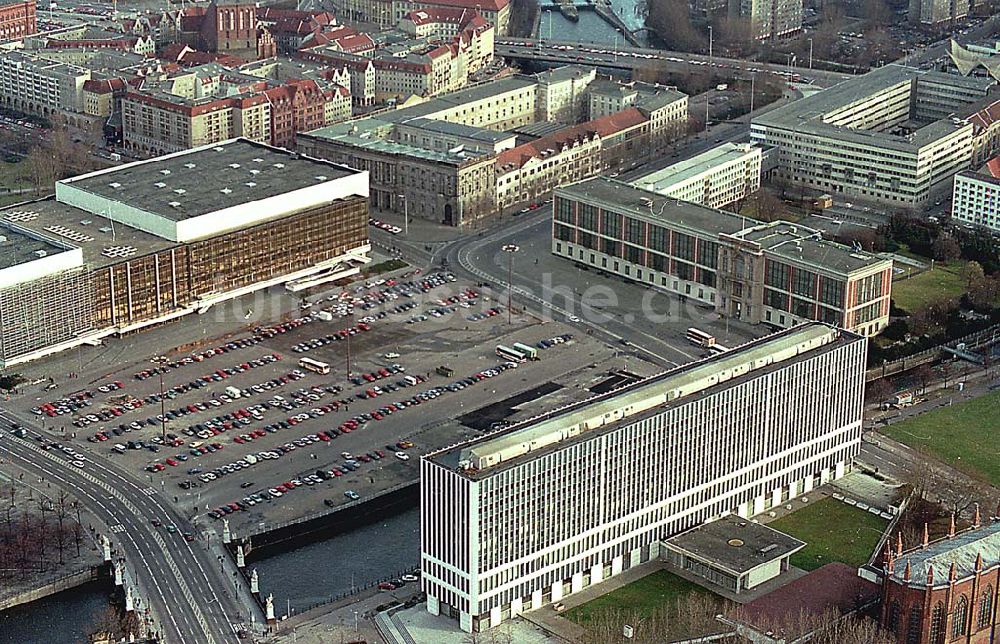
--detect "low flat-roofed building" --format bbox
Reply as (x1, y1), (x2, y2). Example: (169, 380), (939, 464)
(553, 177), (892, 336)
(421, 323), (867, 632)
(662, 515), (805, 594)
(0, 138), (370, 367)
(629, 142), (762, 209)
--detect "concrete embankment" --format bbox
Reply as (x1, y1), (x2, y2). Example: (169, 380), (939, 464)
(0, 564), (109, 612)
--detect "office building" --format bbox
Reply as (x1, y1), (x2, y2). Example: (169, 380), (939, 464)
(909, 0), (965, 29)
(421, 323), (867, 632)
(629, 143), (762, 209)
(297, 69), (687, 225)
(880, 515), (1000, 644)
(951, 161), (1000, 231)
(552, 178), (892, 336)
(0, 138), (370, 367)
(729, 0), (801, 41)
(752, 65), (996, 208)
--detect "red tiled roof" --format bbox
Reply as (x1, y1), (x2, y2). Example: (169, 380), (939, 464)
(739, 563), (879, 636)
(497, 124), (598, 170)
(82, 78), (127, 94)
(413, 0), (509, 12)
(588, 107), (647, 137)
(986, 157), (1000, 178)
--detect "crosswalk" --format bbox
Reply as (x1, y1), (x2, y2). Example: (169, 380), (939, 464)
(110, 524), (125, 533)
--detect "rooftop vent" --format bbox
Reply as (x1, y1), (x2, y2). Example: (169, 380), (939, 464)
(273, 163), (285, 169)
(213, 146), (225, 152)
(184, 163), (196, 169)
(100, 245), (137, 258)
(4, 211), (38, 222)
(229, 163), (240, 169)
(168, 201), (181, 208)
(252, 158), (263, 163)
(220, 188), (232, 195)
(98, 226), (112, 233)
(154, 182), (166, 188)
(249, 169), (260, 175)
(245, 182), (257, 188)
(160, 169), (171, 175)
(44, 225), (93, 243)
(173, 188), (186, 195)
(315, 175), (327, 181)
(34, 249), (47, 258)
(79, 219), (92, 226)
(109, 182), (121, 189)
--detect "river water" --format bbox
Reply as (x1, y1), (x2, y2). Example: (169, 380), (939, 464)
(540, 0), (648, 46)
(0, 579), (112, 644)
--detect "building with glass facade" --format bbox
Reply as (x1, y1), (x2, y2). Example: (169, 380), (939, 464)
(552, 177), (892, 336)
(0, 138), (370, 368)
(421, 323), (867, 632)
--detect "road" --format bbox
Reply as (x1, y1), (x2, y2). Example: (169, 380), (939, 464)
(497, 38), (853, 88)
(0, 408), (258, 644)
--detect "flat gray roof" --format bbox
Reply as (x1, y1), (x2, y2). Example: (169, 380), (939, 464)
(403, 117), (515, 143)
(630, 143), (758, 192)
(663, 515), (806, 575)
(429, 324), (861, 477)
(61, 139), (357, 222)
(558, 178), (889, 275)
(0, 197), (175, 270)
(0, 222), (71, 270)
(754, 65), (991, 151)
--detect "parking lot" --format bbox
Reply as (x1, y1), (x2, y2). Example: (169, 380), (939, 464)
(10, 269), (643, 535)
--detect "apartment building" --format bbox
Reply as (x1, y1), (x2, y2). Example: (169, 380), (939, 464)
(951, 162), (1000, 231)
(397, 7), (494, 73)
(123, 62), (350, 156)
(421, 323), (867, 632)
(729, 0), (801, 40)
(552, 178), (892, 336)
(0, 0), (35, 42)
(909, 0), (965, 29)
(629, 143), (762, 209)
(331, 0), (510, 34)
(752, 65), (996, 208)
(0, 50), (91, 115)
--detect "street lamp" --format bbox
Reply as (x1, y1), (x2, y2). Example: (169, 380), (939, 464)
(807, 37), (813, 70)
(707, 26), (713, 62)
(150, 356), (168, 443)
(501, 244), (519, 325)
(397, 194), (408, 236)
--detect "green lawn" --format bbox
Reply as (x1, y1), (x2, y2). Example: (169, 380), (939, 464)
(882, 390), (1000, 486)
(769, 497), (888, 571)
(891, 261), (968, 313)
(0, 160), (29, 192)
(565, 570), (714, 624)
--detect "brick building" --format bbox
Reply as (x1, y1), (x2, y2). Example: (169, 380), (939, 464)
(0, 0), (35, 42)
(880, 510), (1000, 644)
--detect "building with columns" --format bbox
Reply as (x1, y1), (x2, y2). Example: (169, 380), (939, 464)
(420, 323), (866, 633)
(880, 509), (1000, 644)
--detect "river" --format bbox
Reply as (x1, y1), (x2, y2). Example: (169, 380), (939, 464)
(539, 0), (649, 47)
(0, 580), (112, 644)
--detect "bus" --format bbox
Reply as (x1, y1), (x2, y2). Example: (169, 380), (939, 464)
(686, 327), (716, 348)
(512, 342), (538, 360)
(298, 357), (331, 375)
(496, 345), (527, 362)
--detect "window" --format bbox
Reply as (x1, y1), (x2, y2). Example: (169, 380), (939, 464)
(907, 604), (923, 644)
(888, 601), (901, 632)
(978, 588), (993, 630)
(930, 601), (945, 643)
(953, 596), (967, 639)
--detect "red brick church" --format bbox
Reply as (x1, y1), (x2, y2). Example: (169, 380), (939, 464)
(880, 506), (1000, 644)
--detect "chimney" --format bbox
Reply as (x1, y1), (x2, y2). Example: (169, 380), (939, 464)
(904, 560), (912, 581)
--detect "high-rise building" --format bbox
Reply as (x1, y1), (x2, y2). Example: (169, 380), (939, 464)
(729, 0), (801, 41)
(421, 323), (867, 632)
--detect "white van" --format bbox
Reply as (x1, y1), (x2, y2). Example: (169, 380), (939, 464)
(224, 386), (242, 399)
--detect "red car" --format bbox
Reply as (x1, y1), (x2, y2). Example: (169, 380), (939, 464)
(165, 458), (178, 466)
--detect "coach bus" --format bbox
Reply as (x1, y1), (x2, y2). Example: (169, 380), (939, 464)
(685, 327), (716, 348)
(496, 345), (527, 362)
(298, 357), (331, 375)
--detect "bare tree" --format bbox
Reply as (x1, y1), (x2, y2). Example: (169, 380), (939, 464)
(933, 234), (961, 262)
(866, 378), (894, 405)
(913, 363), (934, 394)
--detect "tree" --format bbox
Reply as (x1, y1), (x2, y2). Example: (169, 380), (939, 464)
(509, 0), (539, 38)
(962, 260), (986, 288)
(913, 363), (934, 394)
(969, 274), (1000, 310)
(0, 373), (24, 392)
(866, 378), (894, 404)
(933, 234), (961, 262)
(25, 145), (59, 194)
(646, 0), (703, 52)
(751, 188), (787, 222)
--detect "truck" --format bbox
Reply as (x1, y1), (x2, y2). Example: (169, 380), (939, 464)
(882, 391), (913, 410)
(435, 365), (455, 377)
(224, 385), (242, 399)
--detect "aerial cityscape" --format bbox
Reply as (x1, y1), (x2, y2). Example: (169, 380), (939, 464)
(0, 0), (998, 639)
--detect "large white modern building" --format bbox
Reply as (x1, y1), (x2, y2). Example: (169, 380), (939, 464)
(421, 323), (867, 632)
(628, 143), (762, 209)
(752, 65), (997, 208)
(951, 161), (1000, 231)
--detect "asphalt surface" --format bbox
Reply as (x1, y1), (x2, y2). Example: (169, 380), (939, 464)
(0, 408), (258, 644)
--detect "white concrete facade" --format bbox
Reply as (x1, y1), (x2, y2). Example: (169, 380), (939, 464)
(629, 143), (762, 209)
(952, 169), (1000, 232)
(421, 324), (867, 632)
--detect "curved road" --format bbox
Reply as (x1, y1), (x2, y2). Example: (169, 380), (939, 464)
(0, 409), (255, 644)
